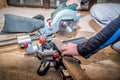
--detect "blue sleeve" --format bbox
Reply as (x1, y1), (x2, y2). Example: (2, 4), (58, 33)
(77, 15), (120, 59)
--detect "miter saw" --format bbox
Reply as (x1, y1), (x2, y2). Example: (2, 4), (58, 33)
(0, 7), (82, 79)
(40, 9), (81, 38)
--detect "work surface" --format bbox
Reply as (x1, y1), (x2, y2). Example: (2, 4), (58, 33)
(0, 6), (120, 80)
(0, 31), (120, 80)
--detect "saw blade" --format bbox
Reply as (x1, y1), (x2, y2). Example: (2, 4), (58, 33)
(57, 20), (77, 36)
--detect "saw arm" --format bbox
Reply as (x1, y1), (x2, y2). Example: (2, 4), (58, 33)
(39, 9), (82, 40)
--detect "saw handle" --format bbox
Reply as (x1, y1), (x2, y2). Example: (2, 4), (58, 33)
(51, 2), (78, 18)
(59, 2), (78, 10)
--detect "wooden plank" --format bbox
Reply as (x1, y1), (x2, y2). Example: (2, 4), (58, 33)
(63, 56), (89, 80)
(52, 38), (90, 80)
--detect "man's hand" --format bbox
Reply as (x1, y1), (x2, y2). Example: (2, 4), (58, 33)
(66, 0), (82, 10)
(60, 43), (79, 56)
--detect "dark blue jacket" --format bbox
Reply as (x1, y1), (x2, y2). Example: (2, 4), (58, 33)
(77, 15), (120, 58)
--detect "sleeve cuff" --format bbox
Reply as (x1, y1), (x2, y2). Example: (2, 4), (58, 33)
(77, 44), (93, 59)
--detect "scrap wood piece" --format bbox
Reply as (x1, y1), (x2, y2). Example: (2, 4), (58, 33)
(63, 56), (89, 80)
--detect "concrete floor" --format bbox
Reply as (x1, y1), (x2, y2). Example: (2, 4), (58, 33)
(0, 6), (120, 80)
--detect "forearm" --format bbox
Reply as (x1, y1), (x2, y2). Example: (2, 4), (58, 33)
(77, 15), (120, 58)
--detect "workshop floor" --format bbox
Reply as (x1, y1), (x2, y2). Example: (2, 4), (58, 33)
(0, 6), (120, 80)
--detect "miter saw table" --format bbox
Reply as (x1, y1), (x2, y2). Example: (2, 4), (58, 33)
(0, 33), (89, 80)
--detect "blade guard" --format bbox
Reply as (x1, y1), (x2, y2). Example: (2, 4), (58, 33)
(51, 9), (82, 34)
